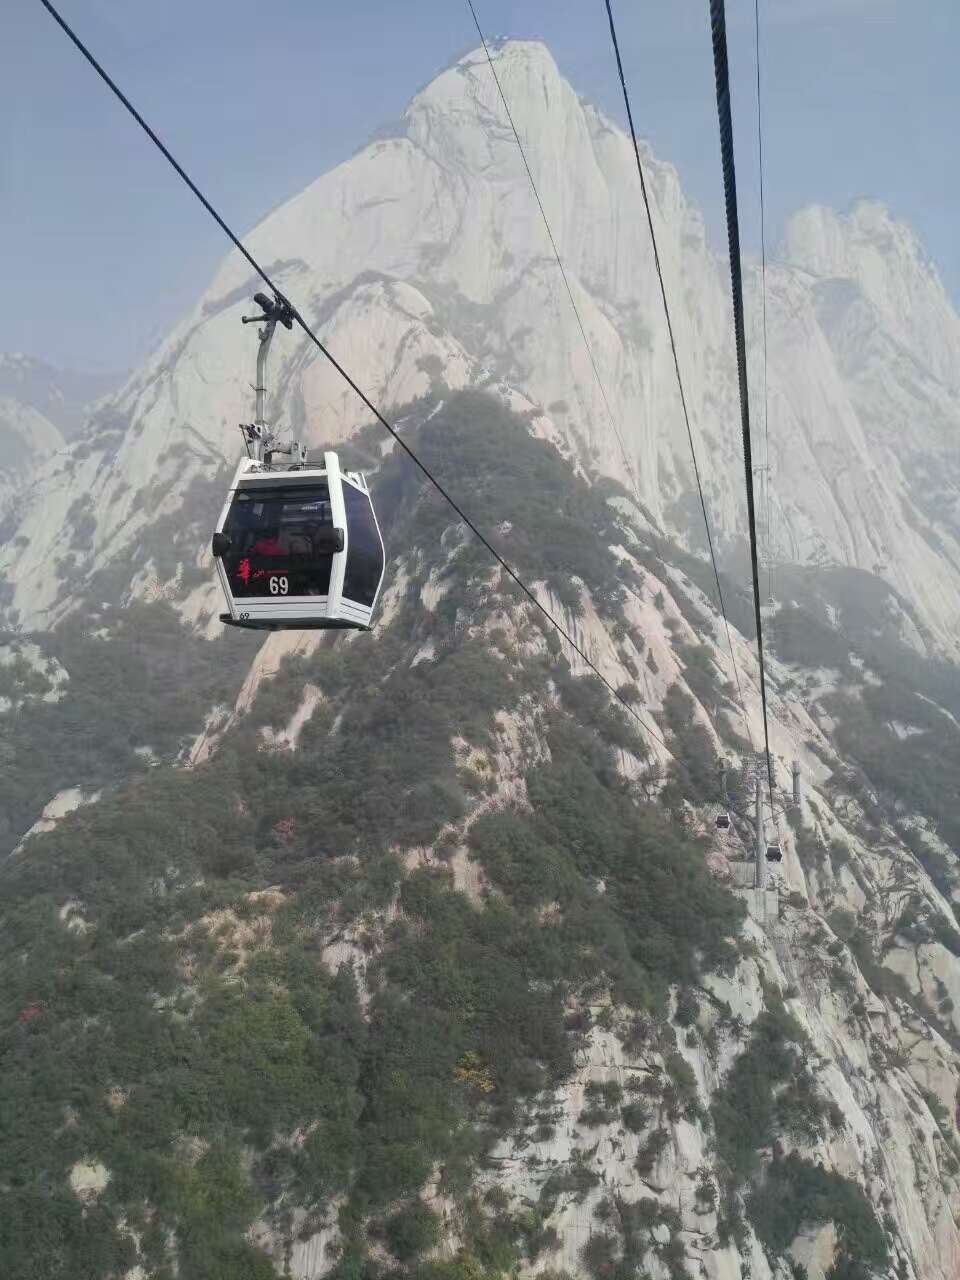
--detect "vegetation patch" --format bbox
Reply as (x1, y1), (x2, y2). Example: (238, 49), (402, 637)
(712, 993), (827, 1181)
(0, 391), (771, 1278)
(748, 1153), (888, 1280)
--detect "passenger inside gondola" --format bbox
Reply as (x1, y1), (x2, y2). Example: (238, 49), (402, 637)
(222, 485), (339, 599)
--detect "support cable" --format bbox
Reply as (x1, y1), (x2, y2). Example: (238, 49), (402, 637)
(39, 0), (670, 754)
(602, 0), (755, 753)
(465, 0), (644, 512)
(754, 0), (773, 604)
(707, 0), (775, 805)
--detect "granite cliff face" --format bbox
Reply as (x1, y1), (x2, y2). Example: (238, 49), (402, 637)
(2, 43), (960, 650)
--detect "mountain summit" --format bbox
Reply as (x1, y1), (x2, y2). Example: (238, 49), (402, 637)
(2, 42), (960, 652)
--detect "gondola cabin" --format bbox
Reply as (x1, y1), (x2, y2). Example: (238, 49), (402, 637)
(716, 813), (730, 831)
(765, 844), (783, 862)
(212, 450), (384, 631)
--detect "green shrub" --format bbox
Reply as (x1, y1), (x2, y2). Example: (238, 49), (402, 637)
(621, 1101), (651, 1133)
(748, 1154), (887, 1278)
(658, 685), (721, 808)
(635, 1127), (670, 1175)
(579, 1081), (624, 1127)
(662, 1051), (701, 1121)
(540, 1157), (600, 1211)
(580, 1232), (619, 1279)
(674, 987), (700, 1027)
(385, 1200), (441, 1261)
(713, 995), (825, 1180)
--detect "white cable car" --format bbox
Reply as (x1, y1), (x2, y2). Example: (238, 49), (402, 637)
(213, 451), (384, 631)
(212, 294), (385, 632)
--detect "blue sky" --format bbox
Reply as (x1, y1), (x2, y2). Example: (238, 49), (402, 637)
(3, 0), (956, 372)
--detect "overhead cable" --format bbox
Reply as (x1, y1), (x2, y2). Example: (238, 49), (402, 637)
(707, 0), (775, 803)
(602, 0), (755, 753)
(754, 0), (773, 604)
(39, 0), (670, 754)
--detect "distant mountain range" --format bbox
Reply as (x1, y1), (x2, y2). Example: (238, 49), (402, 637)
(2, 44), (960, 658)
(0, 352), (121, 510)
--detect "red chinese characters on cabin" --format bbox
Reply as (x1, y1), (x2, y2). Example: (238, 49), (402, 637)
(236, 559), (268, 585)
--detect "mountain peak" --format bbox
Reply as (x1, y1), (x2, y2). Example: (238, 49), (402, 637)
(461, 36), (556, 63)
(0, 353), (120, 440)
(782, 200), (960, 391)
(434, 37), (560, 86)
(5, 40), (960, 661)
(783, 200), (920, 269)
(404, 38), (568, 147)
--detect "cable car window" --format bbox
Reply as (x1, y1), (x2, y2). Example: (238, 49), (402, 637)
(223, 484), (335, 598)
(342, 483), (383, 607)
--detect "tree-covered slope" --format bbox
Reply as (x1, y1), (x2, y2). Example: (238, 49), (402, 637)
(5, 393), (957, 1280)
(2, 394), (746, 1278)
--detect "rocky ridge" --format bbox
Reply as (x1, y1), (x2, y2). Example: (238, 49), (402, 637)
(1, 44), (959, 652)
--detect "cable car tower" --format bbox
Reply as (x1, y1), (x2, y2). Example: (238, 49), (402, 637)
(749, 755), (775, 890)
(717, 753), (800, 917)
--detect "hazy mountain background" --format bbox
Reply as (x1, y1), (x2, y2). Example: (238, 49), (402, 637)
(7, 0), (960, 371)
(0, 354), (120, 508)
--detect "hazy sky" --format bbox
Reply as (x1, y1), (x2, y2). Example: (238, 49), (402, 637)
(3, 0), (956, 372)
